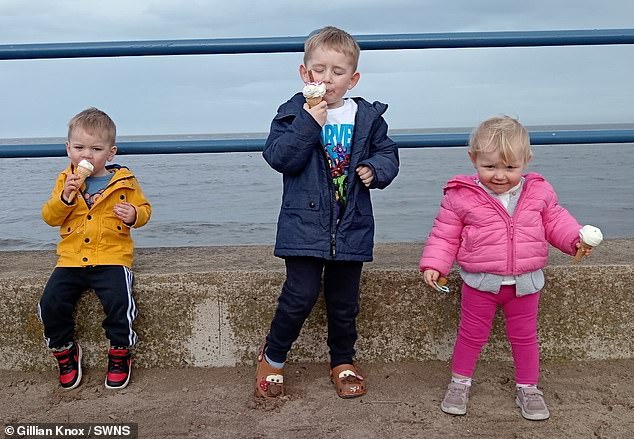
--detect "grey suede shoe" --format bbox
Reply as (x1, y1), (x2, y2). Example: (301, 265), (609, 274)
(440, 382), (470, 415)
(516, 387), (550, 420)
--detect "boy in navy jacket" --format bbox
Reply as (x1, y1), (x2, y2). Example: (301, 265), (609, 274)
(255, 26), (399, 399)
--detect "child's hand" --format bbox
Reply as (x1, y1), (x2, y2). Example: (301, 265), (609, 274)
(356, 165), (374, 187)
(575, 240), (594, 257)
(62, 174), (83, 203)
(114, 202), (137, 226)
(421, 269), (441, 289)
(303, 101), (327, 126)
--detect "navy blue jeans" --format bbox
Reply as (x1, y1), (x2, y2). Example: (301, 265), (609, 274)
(265, 257), (363, 368)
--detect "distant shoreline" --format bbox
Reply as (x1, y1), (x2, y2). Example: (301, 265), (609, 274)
(3, 123), (634, 145)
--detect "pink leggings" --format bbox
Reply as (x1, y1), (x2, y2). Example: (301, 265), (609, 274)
(451, 283), (540, 384)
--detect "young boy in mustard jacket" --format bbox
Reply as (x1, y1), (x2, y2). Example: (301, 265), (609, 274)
(39, 107), (151, 390)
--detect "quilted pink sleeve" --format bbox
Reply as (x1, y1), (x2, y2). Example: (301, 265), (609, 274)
(541, 181), (582, 255)
(419, 194), (463, 275)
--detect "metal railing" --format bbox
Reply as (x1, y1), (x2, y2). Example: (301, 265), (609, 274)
(2, 129), (634, 158)
(2, 29), (634, 158)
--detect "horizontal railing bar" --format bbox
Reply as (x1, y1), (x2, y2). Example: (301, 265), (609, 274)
(2, 29), (634, 60)
(2, 129), (633, 158)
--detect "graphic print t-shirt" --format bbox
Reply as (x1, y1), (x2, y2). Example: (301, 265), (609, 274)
(321, 98), (357, 219)
(83, 173), (113, 208)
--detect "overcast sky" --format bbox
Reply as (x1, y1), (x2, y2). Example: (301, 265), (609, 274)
(1, 0), (634, 138)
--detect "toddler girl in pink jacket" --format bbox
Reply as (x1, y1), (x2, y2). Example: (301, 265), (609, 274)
(419, 115), (601, 421)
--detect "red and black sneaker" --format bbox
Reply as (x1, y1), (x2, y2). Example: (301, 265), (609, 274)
(52, 342), (82, 390)
(105, 347), (132, 389)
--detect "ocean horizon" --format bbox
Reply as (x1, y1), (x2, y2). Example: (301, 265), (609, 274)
(1, 126), (632, 251)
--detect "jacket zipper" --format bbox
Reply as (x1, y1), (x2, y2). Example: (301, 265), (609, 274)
(473, 185), (515, 273)
(321, 143), (337, 258)
(323, 101), (369, 259)
(484, 182), (529, 274)
(330, 232), (337, 257)
(508, 220), (514, 273)
(508, 181), (529, 274)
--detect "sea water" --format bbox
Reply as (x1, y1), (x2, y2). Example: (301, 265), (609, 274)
(0, 142), (632, 251)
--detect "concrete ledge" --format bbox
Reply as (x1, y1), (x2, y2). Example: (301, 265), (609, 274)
(1, 240), (632, 370)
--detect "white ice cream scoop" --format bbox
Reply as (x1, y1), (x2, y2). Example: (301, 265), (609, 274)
(579, 225), (603, 247)
(77, 159), (94, 173)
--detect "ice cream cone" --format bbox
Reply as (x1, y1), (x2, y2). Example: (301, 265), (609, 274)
(306, 96), (323, 108)
(68, 161), (94, 202)
(302, 74), (326, 109)
(571, 225), (603, 264)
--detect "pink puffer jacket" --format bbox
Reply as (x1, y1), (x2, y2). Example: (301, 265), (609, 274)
(419, 173), (582, 276)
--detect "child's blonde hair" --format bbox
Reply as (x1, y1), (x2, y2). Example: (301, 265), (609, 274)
(304, 26), (361, 71)
(468, 116), (532, 164)
(67, 107), (116, 146)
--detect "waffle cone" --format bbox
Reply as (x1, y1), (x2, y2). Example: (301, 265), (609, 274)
(571, 242), (593, 264)
(306, 96), (323, 108)
(67, 165), (93, 202)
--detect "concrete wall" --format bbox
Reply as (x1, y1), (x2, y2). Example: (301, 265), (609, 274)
(1, 241), (632, 371)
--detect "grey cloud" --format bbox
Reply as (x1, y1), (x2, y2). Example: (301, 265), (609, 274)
(1, 0), (634, 137)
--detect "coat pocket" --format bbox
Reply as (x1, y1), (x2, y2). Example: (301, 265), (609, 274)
(278, 193), (324, 247)
(281, 192), (320, 211)
(59, 217), (84, 253)
(98, 218), (131, 254)
(102, 217), (131, 237)
(342, 199), (375, 252)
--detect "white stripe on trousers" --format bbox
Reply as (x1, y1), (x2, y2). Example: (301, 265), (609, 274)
(36, 303), (51, 347)
(123, 266), (138, 347)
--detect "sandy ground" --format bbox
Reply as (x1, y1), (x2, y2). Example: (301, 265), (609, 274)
(2, 359), (633, 439)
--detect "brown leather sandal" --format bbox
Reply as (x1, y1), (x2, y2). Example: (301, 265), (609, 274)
(254, 343), (284, 398)
(330, 363), (366, 399)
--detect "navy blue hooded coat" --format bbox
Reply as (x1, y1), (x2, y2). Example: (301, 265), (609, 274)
(263, 93), (399, 261)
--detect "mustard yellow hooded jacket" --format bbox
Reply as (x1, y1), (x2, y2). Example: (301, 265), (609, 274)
(42, 164), (151, 268)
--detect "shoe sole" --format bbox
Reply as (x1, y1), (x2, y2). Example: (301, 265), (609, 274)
(330, 377), (367, 399)
(62, 344), (83, 390)
(515, 397), (550, 421)
(441, 403), (466, 415)
(105, 362), (131, 390)
(105, 372), (131, 390)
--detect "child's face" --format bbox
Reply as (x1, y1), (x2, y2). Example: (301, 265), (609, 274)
(300, 46), (360, 109)
(66, 127), (116, 177)
(470, 149), (527, 194)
